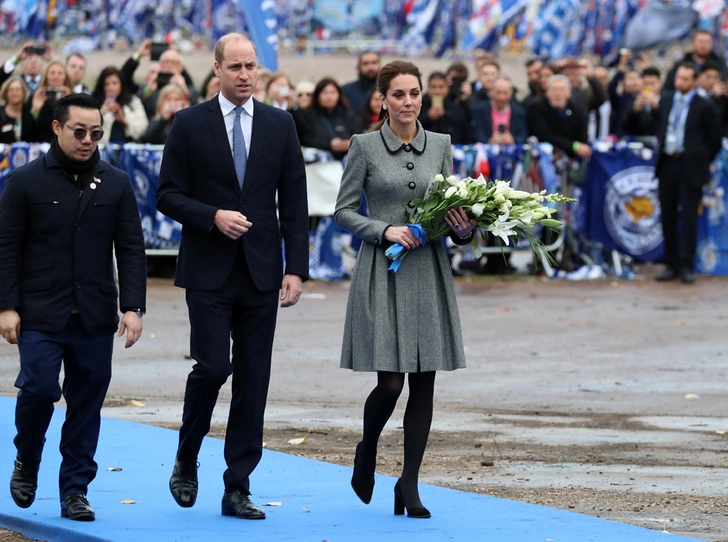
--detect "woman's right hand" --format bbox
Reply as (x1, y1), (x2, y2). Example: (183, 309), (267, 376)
(31, 88), (47, 114)
(384, 226), (423, 250)
(100, 99), (114, 116)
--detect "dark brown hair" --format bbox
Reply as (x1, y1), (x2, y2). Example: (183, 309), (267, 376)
(312, 77), (349, 111)
(373, 60), (423, 131)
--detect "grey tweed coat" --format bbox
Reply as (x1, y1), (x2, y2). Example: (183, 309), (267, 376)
(334, 120), (467, 373)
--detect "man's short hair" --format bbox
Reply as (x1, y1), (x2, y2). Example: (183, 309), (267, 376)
(692, 29), (713, 41)
(547, 74), (571, 91)
(214, 33), (256, 66)
(642, 66), (661, 79)
(525, 58), (542, 68)
(700, 60), (722, 75)
(677, 61), (699, 79)
(428, 71), (447, 83)
(358, 51), (380, 64)
(446, 62), (469, 79)
(66, 52), (86, 65)
(481, 60), (501, 72)
(53, 93), (102, 126)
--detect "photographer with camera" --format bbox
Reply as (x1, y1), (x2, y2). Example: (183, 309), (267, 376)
(623, 67), (663, 138)
(0, 41), (53, 95)
(141, 84), (190, 144)
(139, 49), (198, 119)
(30, 61), (73, 142)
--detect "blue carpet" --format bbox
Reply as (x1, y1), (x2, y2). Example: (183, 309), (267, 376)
(0, 397), (696, 541)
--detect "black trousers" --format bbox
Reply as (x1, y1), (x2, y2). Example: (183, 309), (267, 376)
(177, 249), (279, 494)
(658, 154), (703, 271)
(14, 314), (114, 499)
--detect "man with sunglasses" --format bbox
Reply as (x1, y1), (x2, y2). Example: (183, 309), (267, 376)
(0, 93), (147, 521)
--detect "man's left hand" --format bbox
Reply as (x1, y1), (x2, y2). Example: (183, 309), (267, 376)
(119, 312), (143, 348)
(280, 274), (303, 308)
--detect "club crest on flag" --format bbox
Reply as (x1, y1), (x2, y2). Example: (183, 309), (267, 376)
(604, 166), (662, 255)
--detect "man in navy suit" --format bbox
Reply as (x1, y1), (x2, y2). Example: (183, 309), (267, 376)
(655, 62), (722, 283)
(0, 93), (147, 521)
(157, 33), (309, 519)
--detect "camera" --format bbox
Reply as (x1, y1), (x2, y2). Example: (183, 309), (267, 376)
(25, 44), (46, 57)
(45, 88), (61, 100)
(150, 42), (169, 61)
(156, 72), (173, 89)
(497, 123), (506, 134)
(448, 76), (466, 100)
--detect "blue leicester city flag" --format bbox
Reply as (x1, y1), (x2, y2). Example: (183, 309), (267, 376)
(120, 146), (182, 249)
(696, 143), (728, 275)
(583, 148), (664, 261)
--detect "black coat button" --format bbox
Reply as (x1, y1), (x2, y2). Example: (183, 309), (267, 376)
(76, 225), (81, 231)
(75, 282), (80, 289)
(406, 162), (414, 170)
(404, 145), (411, 152)
(408, 182), (416, 189)
(374, 239), (380, 245)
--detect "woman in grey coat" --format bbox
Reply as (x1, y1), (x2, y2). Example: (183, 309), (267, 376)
(334, 60), (475, 518)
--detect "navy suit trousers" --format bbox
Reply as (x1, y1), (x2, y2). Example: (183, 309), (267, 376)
(14, 314), (113, 499)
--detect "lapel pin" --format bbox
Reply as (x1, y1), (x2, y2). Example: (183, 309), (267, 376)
(90, 183), (97, 190)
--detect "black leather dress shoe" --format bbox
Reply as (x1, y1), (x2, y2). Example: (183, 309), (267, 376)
(61, 494), (95, 521)
(221, 490), (266, 519)
(10, 460), (38, 508)
(656, 268), (680, 281)
(169, 458), (198, 508)
(681, 270), (695, 284)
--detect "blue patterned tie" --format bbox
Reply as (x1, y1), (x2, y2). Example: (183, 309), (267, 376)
(233, 106), (247, 190)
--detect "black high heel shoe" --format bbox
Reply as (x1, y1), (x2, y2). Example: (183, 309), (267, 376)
(351, 442), (374, 504)
(393, 481), (431, 518)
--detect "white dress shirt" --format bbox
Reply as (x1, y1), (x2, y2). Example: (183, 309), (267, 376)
(218, 92), (253, 158)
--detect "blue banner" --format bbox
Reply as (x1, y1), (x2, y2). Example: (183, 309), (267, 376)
(308, 216), (350, 281)
(582, 147), (664, 261)
(118, 146), (182, 249)
(239, 0), (278, 71)
(696, 143), (728, 275)
(528, 0), (583, 59)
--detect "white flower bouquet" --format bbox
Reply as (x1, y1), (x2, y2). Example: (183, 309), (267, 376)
(385, 174), (576, 272)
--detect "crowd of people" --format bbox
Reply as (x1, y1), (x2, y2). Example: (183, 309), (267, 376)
(1, 31), (726, 283)
(1, 30), (726, 156)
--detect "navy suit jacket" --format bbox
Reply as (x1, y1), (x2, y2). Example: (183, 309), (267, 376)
(0, 152), (147, 334)
(472, 101), (528, 145)
(655, 91), (722, 189)
(156, 96), (309, 292)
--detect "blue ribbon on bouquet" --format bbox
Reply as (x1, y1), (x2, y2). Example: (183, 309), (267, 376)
(384, 223), (428, 272)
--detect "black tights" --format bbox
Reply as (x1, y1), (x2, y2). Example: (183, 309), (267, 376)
(357, 371), (436, 508)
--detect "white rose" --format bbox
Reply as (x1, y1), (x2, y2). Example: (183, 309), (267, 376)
(445, 186), (458, 198)
(434, 174), (445, 183)
(471, 203), (485, 217)
(447, 175), (458, 185)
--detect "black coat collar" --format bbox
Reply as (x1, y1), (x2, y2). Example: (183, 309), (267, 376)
(379, 119), (427, 155)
